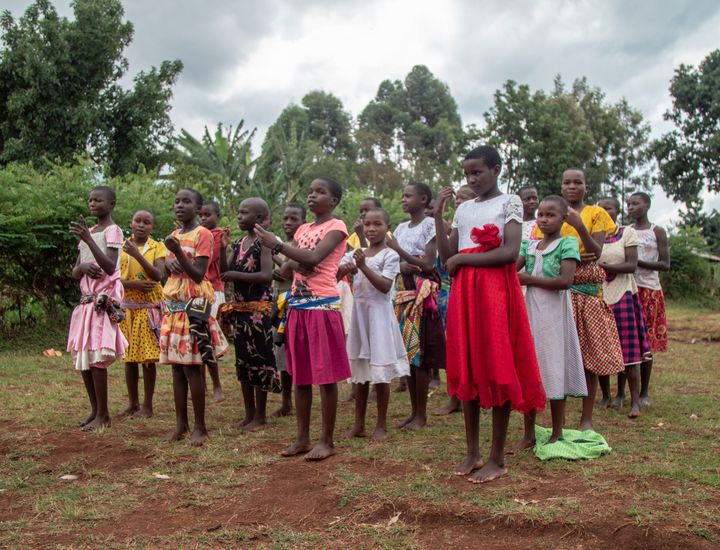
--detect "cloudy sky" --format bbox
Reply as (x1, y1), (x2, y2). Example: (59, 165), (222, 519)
(5, 0), (720, 223)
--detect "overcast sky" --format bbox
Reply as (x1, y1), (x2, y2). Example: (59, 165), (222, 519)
(5, 0), (720, 223)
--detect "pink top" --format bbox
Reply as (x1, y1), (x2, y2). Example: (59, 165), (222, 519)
(206, 227), (224, 292)
(78, 224), (124, 300)
(291, 218), (348, 299)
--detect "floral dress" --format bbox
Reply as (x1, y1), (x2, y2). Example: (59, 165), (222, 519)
(222, 237), (280, 393)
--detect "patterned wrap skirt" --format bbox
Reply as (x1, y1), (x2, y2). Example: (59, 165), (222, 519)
(610, 291), (652, 366)
(159, 300), (228, 367)
(637, 287), (668, 353)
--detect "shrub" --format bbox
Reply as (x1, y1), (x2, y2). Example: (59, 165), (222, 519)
(661, 226), (719, 304)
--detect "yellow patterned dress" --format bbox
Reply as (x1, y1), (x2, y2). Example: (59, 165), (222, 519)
(119, 238), (166, 364)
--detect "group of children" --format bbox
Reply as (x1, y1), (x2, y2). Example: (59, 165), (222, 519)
(66, 144), (669, 481)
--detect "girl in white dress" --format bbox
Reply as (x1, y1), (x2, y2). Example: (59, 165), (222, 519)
(341, 208), (410, 442)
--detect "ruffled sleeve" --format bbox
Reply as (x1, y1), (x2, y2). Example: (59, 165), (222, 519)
(504, 195), (524, 225)
(381, 249), (401, 280)
(105, 225), (124, 248)
(422, 217), (437, 245)
(559, 237), (581, 262)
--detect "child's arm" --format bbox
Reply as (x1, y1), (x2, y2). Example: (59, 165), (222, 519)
(385, 234), (437, 272)
(218, 228), (231, 273)
(637, 226), (670, 272)
(221, 245), (274, 285)
(600, 246), (638, 274)
(566, 208), (604, 259)
(71, 254), (102, 280)
(123, 241), (163, 282)
(255, 225), (345, 269)
(434, 187), (459, 263)
(353, 250), (392, 294)
(446, 219), (521, 275)
(164, 236), (208, 284)
(70, 218), (118, 276)
(518, 259), (577, 290)
(516, 255), (526, 272)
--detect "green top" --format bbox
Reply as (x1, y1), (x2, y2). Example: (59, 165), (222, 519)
(520, 237), (580, 278)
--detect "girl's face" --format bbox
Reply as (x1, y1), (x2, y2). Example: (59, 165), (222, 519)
(463, 158), (499, 197)
(282, 207), (305, 240)
(130, 210), (155, 240)
(401, 185), (427, 214)
(626, 195), (648, 221)
(598, 199), (619, 223)
(519, 188), (539, 217)
(536, 201), (565, 236)
(307, 179), (336, 215)
(363, 211), (389, 245)
(88, 190), (113, 218)
(561, 170), (586, 204)
(236, 201), (260, 231)
(424, 198), (437, 218)
(199, 205), (220, 230)
(359, 199), (376, 219)
(455, 186), (477, 207)
(174, 190), (200, 223)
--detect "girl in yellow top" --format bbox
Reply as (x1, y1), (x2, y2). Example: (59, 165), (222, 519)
(119, 210), (166, 418)
(532, 169), (624, 433)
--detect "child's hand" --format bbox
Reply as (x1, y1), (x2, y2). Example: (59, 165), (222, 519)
(338, 263), (358, 278)
(70, 216), (92, 243)
(123, 240), (142, 259)
(353, 249), (366, 268)
(400, 261), (421, 275)
(566, 208), (583, 230)
(445, 254), (464, 277)
(220, 227), (231, 248)
(436, 187), (454, 217)
(80, 262), (102, 279)
(136, 280), (157, 292)
(164, 235), (181, 254)
(517, 272), (532, 286)
(166, 258), (183, 274)
(580, 252), (597, 264)
(385, 234), (400, 252)
(254, 224), (278, 249)
(353, 217), (365, 236)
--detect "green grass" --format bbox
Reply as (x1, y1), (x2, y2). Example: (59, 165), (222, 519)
(0, 303), (718, 548)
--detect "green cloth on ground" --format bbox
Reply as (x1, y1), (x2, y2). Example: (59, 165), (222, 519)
(533, 425), (612, 461)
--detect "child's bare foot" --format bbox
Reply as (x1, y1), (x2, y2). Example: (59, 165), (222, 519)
(396, 415), (415, 429)
(639, 396), (650, 409)
(133, 406), (153, 418)
(79, 412), (96, 427)
(507, 436), (535, 454)
(241, 419), (267, 432)
(611, 395), (625, 409)
(468, 461), (508, 484)
(393, 380), (407, 393)
(401, 417), (426, 431)
(118, 405), (139, 417)
(305, 441), (336, 461)
(164, 426), (189, 443)
(81, 415), (111, 431)
(628, 406), (640, 419)
(433, 401), (461, 416)
(454, 455), (484, 476)
(547, 433), (563, 443)
(213, 387), (225, 403)
(370, 427), (387, 442)
(280, 440), (313, 457)
(188, 428), (208, 447)
(597, 397), (610, 409)
(271, 406), (293, 418)
(232, 418), (252, 430)
(345, 424), (367, 439)
(578, 420), (593, 432)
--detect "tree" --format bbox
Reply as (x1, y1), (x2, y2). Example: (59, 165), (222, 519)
(301, 91), (355, 161)
(175, 121), (256, 214)
(480, 77), (652, 200)
(0, 0), (182, 175)
(358, 65), (464, 190)
(652, 49), (720, 214)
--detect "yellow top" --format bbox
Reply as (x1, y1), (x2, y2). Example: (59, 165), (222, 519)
(532, 204), (616, 253)
(162, 225), (215, 302)
(120, 237), (166, 303)
(347, 231), (392, 250)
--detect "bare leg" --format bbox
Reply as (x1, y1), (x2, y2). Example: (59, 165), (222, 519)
(306, 383), (338, 460)
(185, 365), (208, 446)
(206, 364), (224, 402)
(243, 387), (268, 431)
(611, 371), (626, 409)
(598, 375), (611, 409)
(272, 370), (294, 417)
(393, 375), (408, 393)
(626, 364), (641, 418)
(397, 371), (416, 428)
(508, 411), (536, 453)
(281, 384), (313, 456)
(120, 363), (140, 416)
(469, 401), (510, 483)
(135, 363), (155, 417)
(579, 370), (597, 432)
(80, 370), (97, 426)
(340, 382), (357, 402)
(164, 364), (189, 442)
(454, 400), (483, 475)
(403, 366), (429, 430)
(83, 367), (111, 431)
(549, 399), (565, 442)
(372, 383), (390, 442)
(429, 367), (440, 390)
(346, 382), (369, 438)
(639, 357), (652, 408)
(234, 380), (255, 429)
(433, 395), (462, 416)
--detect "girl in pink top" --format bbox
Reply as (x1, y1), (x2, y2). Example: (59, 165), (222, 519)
(256, 177), (351, 461)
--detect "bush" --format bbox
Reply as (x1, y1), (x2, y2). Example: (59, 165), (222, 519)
(661, 226), (719, 305)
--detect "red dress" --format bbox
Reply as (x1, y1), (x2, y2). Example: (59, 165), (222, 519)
(445, 225), (546, 413)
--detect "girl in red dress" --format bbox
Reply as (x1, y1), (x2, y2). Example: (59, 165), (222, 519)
(434, 146), (545, 484)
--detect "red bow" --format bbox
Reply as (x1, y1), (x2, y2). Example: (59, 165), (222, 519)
(470, 224), (502, 252)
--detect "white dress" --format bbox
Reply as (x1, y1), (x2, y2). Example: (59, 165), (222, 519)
(344, 248), (410, 384)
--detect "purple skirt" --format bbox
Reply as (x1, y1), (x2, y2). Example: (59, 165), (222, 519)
(610, 291), (652, 366)
(285, 309), (351, 385)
